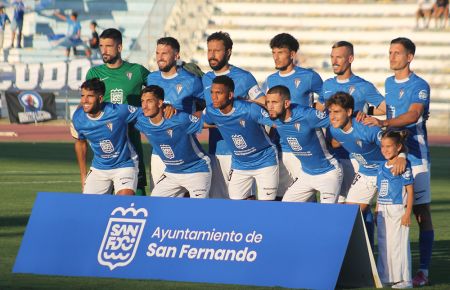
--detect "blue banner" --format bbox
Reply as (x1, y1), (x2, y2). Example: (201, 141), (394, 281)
(14, 192), (375, 289)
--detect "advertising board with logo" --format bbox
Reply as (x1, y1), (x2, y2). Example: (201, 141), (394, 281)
(14, 192), (381, 289)
(5, 91), (57, 123)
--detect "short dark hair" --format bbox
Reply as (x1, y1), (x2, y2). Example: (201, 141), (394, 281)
(207, 31), (233, 51)
(99, 28), (122, 45)
(141, 85), (164, 101)
(157, 37), (180, 53)
(71, 11), (78, 18)
(325, 91), (354, 112)
(212, 75), (235, 92)
(90, 21), (97, 27)
(81, 78), (105, 96)
(391, 37), (416, 55)
(270, 33), (299, 52)
(332, 41), (354, 55)
(267, 85), (291, 100)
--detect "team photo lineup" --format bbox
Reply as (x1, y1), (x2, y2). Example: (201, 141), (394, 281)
(70, 27), (434, 288)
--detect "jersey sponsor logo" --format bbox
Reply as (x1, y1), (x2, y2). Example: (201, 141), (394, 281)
(100, 140), (115, 154)
(418, 90), (428, 100)
(110, 88), (124, 104)
(379, 179), (389, 197)
(128, 105), (137, 113)
(387, 105), (396, 119)
(260, 108), (269, 118)
(348, 86), (355, 95)
(231, 134), (248, 149)
(248, 85), (262, 99)
(98, 203), (148, 270)
(166, 129), (173, 138)
(239, 119), (246, 128)
(160, 144), (175, 159)
(294, 78), (301, 88)
(189, 114), (199, 123)
(294, 122), (301, 132)
(176, 84), (183, 94)
(351, 153), (368, 166)
(126, 72), (133, 80)
(315, 110), (327, 119)
(106, 122), (113, 132)
(399, 89), (404, 99)
(376, 130), (383, 142)
(287, 137), (302, 151)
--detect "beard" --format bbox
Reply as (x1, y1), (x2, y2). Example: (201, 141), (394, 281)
(159, 60), (176, 73)
(102, 53), (121, 65)
(209, 57), (228, 71)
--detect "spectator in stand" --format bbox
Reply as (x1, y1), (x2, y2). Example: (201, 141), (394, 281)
(433, 0), (449, 28)
(0, 5), (10, 50)
(88, 20), (99, 58)
(416, 0), (435, 29)
(54, 10), (82, 57)
(10, 0), (25, 48)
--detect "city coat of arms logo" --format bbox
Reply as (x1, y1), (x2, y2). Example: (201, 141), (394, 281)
(98, 203), (148, 270)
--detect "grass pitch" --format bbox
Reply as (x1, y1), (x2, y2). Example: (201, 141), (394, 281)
(0, 142), (449, 289)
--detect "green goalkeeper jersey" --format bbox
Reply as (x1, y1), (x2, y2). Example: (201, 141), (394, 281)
(86, 61), (150, 107)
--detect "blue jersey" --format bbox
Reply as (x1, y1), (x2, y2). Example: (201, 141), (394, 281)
(269, 105), (337, 175)
(202, 65), (264, 155)
(203, 100), (277, 170)
(329, 119), (384, 176)
(385, 73), (430, 166)
(262, 66), (323, 107)
(320, 74), (384, 160)
(135, 112), (210, 174)
(377, 161), (414, 205)
(147, 67), (203, 114)
(71, 103), (139, 170)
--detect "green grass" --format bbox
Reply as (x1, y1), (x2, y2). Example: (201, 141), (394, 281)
(0, 142), (449, 289)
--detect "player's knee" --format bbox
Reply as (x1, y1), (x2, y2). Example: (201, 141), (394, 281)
(413, 204), (434, 230)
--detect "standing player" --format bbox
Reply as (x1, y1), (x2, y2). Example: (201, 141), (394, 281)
(363, 37), (434, 287)
(202, 31), (264, 198)
(135, 85), (211, 198)
(326, 92), (406, 249)
(203, 75), (278, 200)
(315, 41), (386, 205)
(262, 33), (323, 198)
(146, 37), (204, 191)
(265, 85), (342, 203)
(71, 78), (139, 195)
(86, 28), (149, 196)
(376, 130), (414, 289)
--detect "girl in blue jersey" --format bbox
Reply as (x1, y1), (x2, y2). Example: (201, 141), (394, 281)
(376, 130), (414, 289)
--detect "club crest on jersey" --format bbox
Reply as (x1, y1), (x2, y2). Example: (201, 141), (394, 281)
(348, 86), (355, 95)
(315, 110), (327, 119)
(98, 203), (148, 271)
(294, 78), (301, 88)
(356, 139), (363, 148)
(379, 180), (389, 197)
(176, 84), (183, 94)
(260, 108), (269, 118)
(418, 90), (428, 100)
(189, 115), (199, 123)
(128, 105), (137, 113)
(287, 137), (302, 151)
(126, 72), (133, 80)
(402, 168), (412, 180)
(100, 140), (114, 153)
(231, 134), (247, 149)
(160, 144), (175, 159)
(239, 119), (246, 128)
(399, 89), (404, 99)
(110, 88), (124, 104)
(294, 122), (301, 132)
(166, 128), (173, 138)
(106, 122), (113, 132)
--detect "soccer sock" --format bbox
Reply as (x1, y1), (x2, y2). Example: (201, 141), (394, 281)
(419, 230), (434, 271)
(136, 187), (146, 196)
(363, 209), (374, 250)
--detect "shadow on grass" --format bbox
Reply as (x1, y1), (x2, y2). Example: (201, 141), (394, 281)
(0, 215), (30, 228)
(410, 240), (450, 284)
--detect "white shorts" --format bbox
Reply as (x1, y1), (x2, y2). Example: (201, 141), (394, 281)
(209, 154), (232, 199)
(412, 163), (431, 205)
(337, 158), (356, 203)
(150, 153), (166, 192)
(228, 165), (279, 201)
(346, 172), (378, 205)
(377, 204), (412, 284)
(282, 161), (342, 203)
(83, 166), (138, 195)
(277, 152), (301, 198)
(151, 171), (211, 198)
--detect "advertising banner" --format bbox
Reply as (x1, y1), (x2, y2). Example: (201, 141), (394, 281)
(13, 192), (381, 289)
(5, 91), (57, 123)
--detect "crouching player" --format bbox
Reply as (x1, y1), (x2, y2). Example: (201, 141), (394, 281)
(265, 85), (342, 203)
(71, 78), (139, 195)
(376, 130), (414, 289)
(135, 85), (211, 198)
